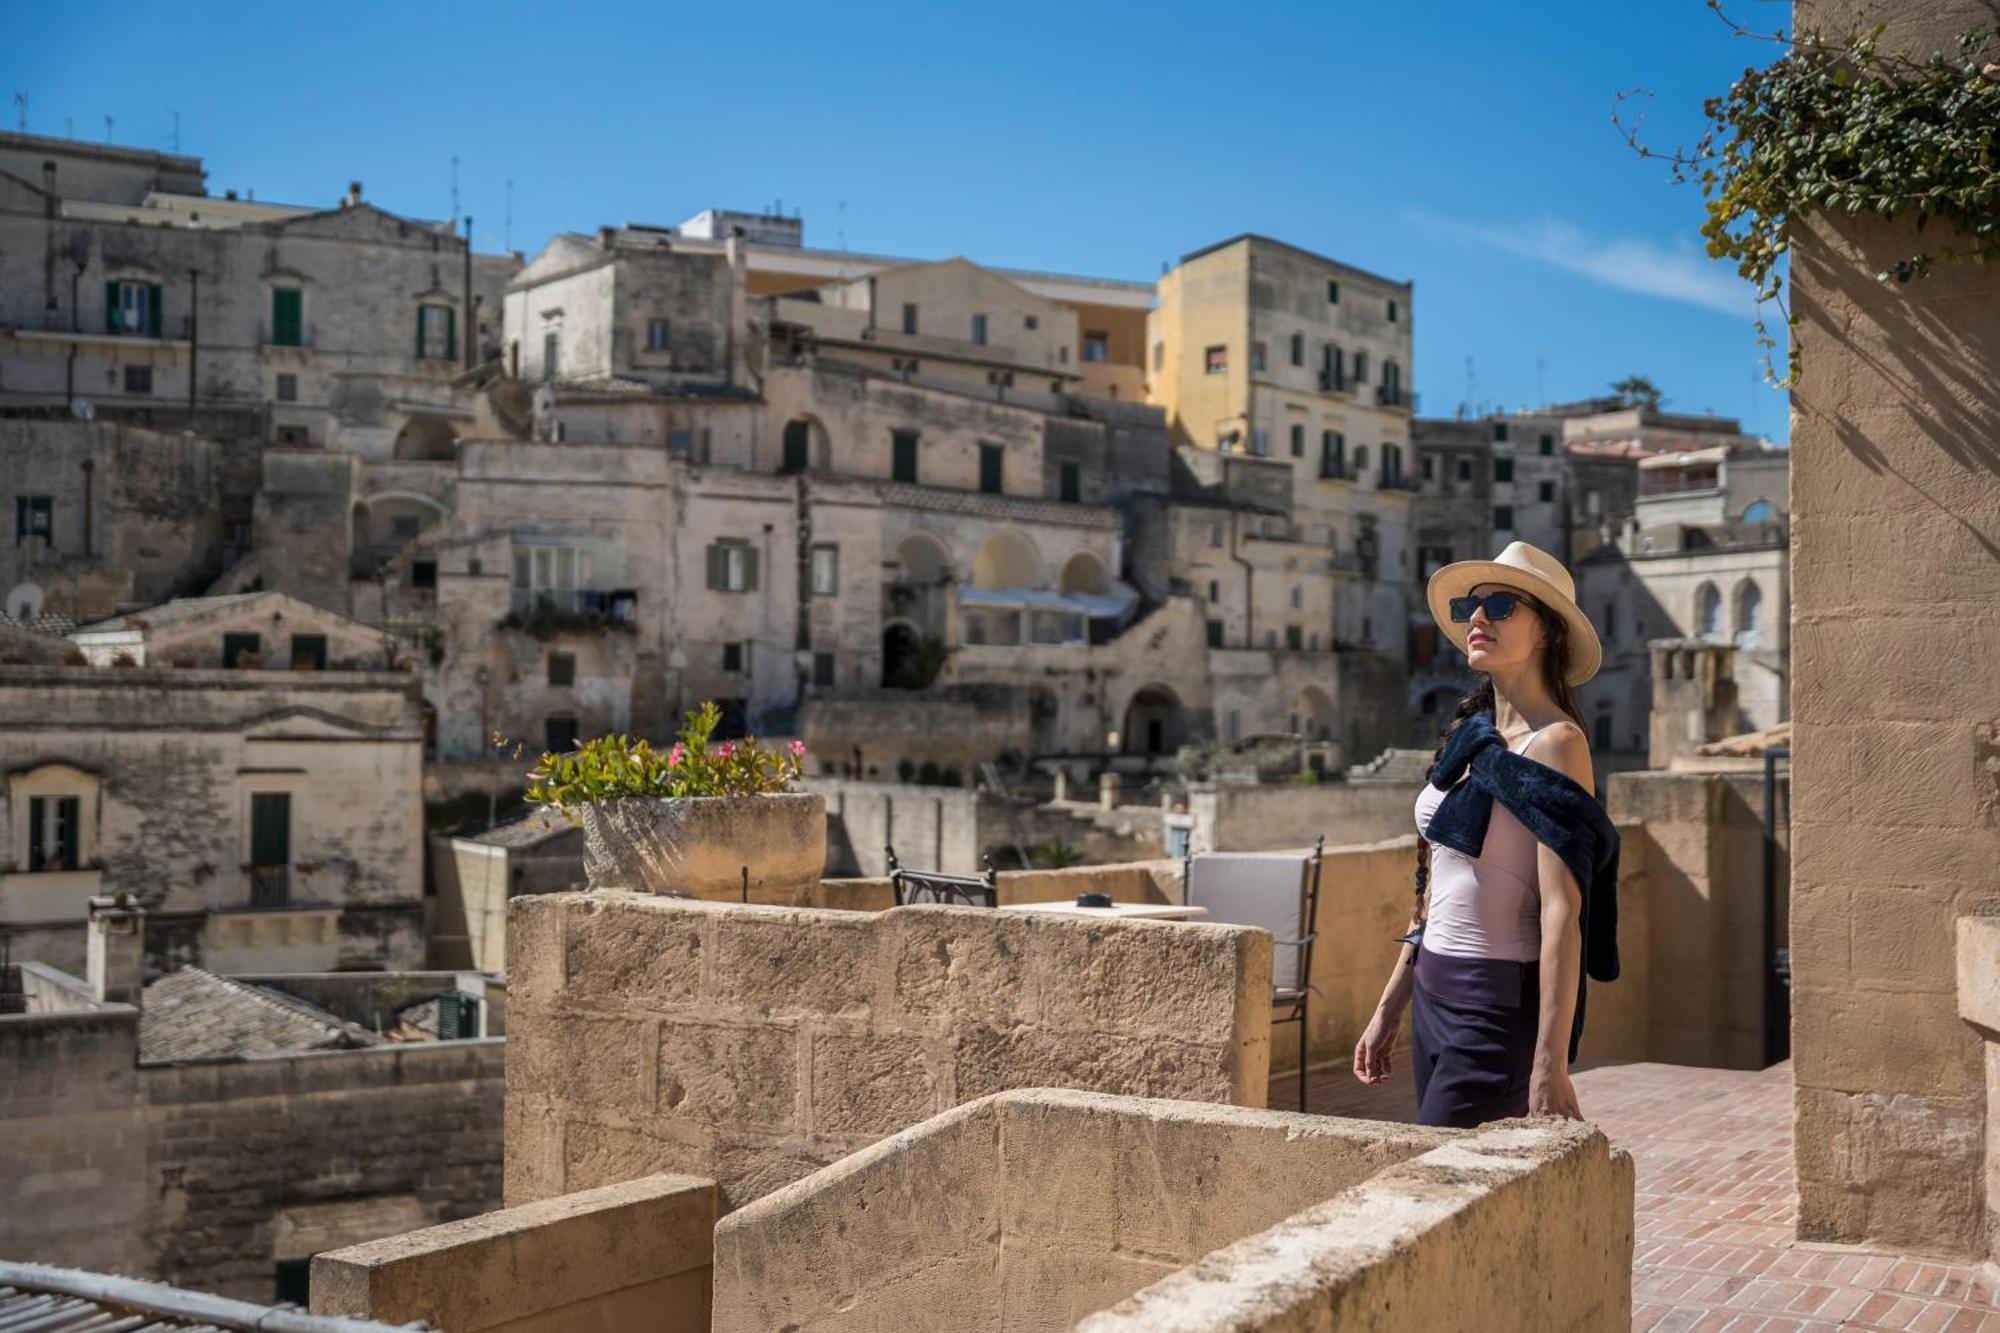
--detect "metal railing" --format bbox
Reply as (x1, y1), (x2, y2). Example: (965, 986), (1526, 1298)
(508, 587), (637, 621)
(248, 864), (290, 908)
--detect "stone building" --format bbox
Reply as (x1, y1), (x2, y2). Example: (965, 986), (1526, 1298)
(0, 612), (423, 974)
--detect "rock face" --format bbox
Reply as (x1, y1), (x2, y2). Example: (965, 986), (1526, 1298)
(579, 792), (826, 902)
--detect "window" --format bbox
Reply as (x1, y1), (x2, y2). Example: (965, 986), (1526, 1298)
(1152, 341), (1164, 372)
(1386, 298), (1399, 322)
(1289, 333), (1303, 366)
(276, 372), (298, 402)
(668, 429), (693, 458)
(1352, 351), (1368, 384)
(1353, 444), (1369, 474)
(392, 515), (422, 541)
(541, 331), (559, 381)
(1587, 490), (1603, 518)
(1206, 619), (1225, 648)
(1741, 499), (1775, 523)
(548, 651), (576, 687)
(1326, 279), (1340, 304)
(410, 558), (437, 588)
(1024, 315), (1039, 331)
(1697, 583), (1724, 640)
(1457, 458), (1471, 482)
(106, 278), (161, 337)
(248, 792), (291, 907)
(1493, 505), (1515, 531)
(544, 716), (579, 753)
(978, 442), (1004, 494)
(1289, 585), (1302, 609)
(1320, 431), (1344, 478)
(646, 318), (670, 351)
(1207, 580), (1220, 601)
(891, 429), (919, 483)
(810, 545), (839, 596)
(1538, 480), (1556, 503)
(723, 641), (747, 673)
(1493, 421), (1509, 443)
(1494, 457), (1515, 483)
(1251, 429), (1269, 457)
(1382, 443), (1402, 485)
(290, 634), (327, 671)
(123, 364), (152, 394)
(706, 541), (759, 593)
(417, 304), (456, 361)
(271, 287), (303, 346)
(1059, 461), (1081, 503)
(274, 425), (309, 445)
(1595, 714), (1614, 750)
(16, 496), (52, 545)
(1289, 424), (1304, 458)
(1602, 601), (1616, 641)
(26, 795), (80, 873)
(1539, 433), (1555, 456)
(222, 632), (261, 668)
(1083, 331), (1108, 362)
(1263, 629), (1276, 648)
(1285, 625), (1303, 650)
(971, 313), (988, 345)
(812, 652), (836, 687)
(1322, 343), (1342, 390)
(1204, 345), (1228, 375)
(1735, 581), (1763, 649)
(1423, 455), (1435, 482)
(1207, 524), (1222, 549)
(1250, 341), (1267, 372)
(901, 302), (918, 335)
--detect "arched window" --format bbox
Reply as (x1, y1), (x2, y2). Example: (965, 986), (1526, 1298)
(1695, 582), (1722, 641)
(1734, 580), (1762, 649)
(1740, 499), (1774, 524)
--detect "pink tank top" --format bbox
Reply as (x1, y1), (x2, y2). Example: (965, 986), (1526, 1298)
(1413, 742), (1546, 963)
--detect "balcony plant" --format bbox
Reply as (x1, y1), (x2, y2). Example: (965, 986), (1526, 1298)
(526, 702), (825, 902)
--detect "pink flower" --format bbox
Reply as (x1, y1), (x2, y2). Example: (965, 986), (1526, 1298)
(717, 742), (737, 758)
(788, 740), (806, 758)
(668, 743), (684, 767)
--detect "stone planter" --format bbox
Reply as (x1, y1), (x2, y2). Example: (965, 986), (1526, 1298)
(579, 792), (827, 903)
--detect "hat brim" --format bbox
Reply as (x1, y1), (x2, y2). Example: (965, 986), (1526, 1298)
(1425, 561), (1603, 687)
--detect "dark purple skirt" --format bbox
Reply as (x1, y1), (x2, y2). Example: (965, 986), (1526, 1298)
(1411, 948), (1540, 1128)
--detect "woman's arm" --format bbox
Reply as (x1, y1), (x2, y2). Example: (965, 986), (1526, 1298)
(1526, 722), (1593, 1119)
(1354, 900), (1422, 1085)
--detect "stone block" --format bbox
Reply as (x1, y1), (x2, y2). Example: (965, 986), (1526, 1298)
(888, 907), (1037, 1028)
(1957, 915), (2000, 1033)
(1033, 918), (1258, 1045)
(563, 899), (704, 1009)
(657, 1020), (798, 1130)
(561, 1117), (716, 1199)
(952, 1024), (1234, 1105)
(1844, 882), (1958, 991)
(704, 908), (878, 1017)
(1793, 1083), (1985, 1258)
(808, 1030), (937, 1135)
(506, 895), (566, 1009)
(1793, 984), (1979, 1099)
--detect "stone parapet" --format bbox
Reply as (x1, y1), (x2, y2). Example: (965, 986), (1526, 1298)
(504, 893), (1272, 1210)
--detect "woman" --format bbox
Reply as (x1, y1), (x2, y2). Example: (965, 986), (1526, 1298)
(1352, 542), (1621, 1127)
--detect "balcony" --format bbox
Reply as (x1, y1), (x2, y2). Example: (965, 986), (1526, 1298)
(502, 587), (640, 639)
(1317, 460), (1354, 482)
(248, 864), (291, 908)
(1317, 370), (1347, 394)
(1375, 384), (1415, 410)
(259, 320), (317, 350)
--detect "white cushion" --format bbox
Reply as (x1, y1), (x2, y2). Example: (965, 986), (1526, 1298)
(1185, 852), (1310, 992)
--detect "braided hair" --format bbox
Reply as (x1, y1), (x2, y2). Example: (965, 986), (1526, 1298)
(1410, 595), (1586, 927)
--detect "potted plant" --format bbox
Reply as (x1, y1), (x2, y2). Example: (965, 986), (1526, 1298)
(526, 702), (823, 902)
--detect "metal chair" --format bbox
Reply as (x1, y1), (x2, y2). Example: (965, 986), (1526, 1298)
(1182, 836), (1324, 1110)
(886, 845), (999, 909)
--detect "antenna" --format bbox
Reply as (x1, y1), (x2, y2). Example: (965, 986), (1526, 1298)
(836, 199), (846, 251)
(104, 113), (114, 144)
(504, 178), (514, 253)
(450, 155), (461, 229)
(1463, 355), (1477, 417)
(12, 92), (24, 133)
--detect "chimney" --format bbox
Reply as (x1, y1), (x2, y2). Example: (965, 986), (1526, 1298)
(345, 180), (363, 209)
(86, 894), (145, 1007)
(597, 225), (616, 250)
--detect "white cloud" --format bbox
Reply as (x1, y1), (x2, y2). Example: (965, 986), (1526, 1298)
(1406, 210), (1754, 317)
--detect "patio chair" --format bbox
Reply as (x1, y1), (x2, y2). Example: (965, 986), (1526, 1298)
(1182, 836), (1324, 1110)
(887, 845), (999, 909)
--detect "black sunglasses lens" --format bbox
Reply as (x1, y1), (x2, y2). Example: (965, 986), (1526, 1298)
(1448, 596), (1477, 623)
(1486, 592), (1519, 619)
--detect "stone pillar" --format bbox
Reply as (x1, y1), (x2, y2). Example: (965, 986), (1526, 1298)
(1098, 772), (1120, 811)
(1789, 0), (2000, 1261)
(1052, 769), (1069, 803)
(86, 894), (145, 1006)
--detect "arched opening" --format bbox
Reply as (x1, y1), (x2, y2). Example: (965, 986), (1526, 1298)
(1733, 579), (1762, 649)
(1122, 684), (1186, 757)
(779, 415), (828, 474)
(892, 531), (953, 585)
(972, 530), (1041, 591)
(393, 414), (460, 462)
(1056, 550), (1112, 597)
(352, 494), (447, 577)
(1296, 684), (1336, 741)
(1740, 498), (1775, 524)
(888, 532), (954, 640)
(1695, 582), (1722, 641)
(1028, 686), (1061, 751)
(882, 621), (936, 690)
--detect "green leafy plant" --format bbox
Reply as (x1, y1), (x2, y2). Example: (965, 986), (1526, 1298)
(1030, 839), (1087, 869)
(1619, 5), (1999, 380)
(524, 702), (804, 816)
(499, 603), (637, 642)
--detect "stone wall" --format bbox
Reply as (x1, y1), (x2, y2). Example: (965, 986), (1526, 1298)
(504, 893), (1273, 1211)
(1186, 780), (1415, 856)
(712, 1090), (1458, 1332)
(1079, 1118), (1633, 1332)
(806, 777), (980, 877)
(0, 1004), (505, 1301)
(1788, 0), (2000, 1260)
(314, 1172), (714, 1333)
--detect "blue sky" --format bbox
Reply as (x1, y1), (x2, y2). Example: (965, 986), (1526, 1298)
(6, 1), (1791, 439)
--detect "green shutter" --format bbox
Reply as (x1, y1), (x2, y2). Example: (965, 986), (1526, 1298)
(705, 544), (724, 591)
(417, 308), (427, 359)
(147, 284), (162, 338)
(105, 280), (121, 333)
(743, 547), (760, 592)
(272, 288), (302, 346)
(57, 797), (80, 866)
(27, 798), (43, 871)
(446, 306), (457, 361)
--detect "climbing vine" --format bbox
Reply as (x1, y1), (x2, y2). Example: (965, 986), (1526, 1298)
(1618, 4), (2000, 381)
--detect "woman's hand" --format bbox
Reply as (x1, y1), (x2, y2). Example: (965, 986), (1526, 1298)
(1529, 1061), (1582, 1119)
(1353, 1009), (1397, 1085)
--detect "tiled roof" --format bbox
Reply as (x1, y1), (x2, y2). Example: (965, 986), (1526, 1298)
(462, 806), (578, 849)
(0, 610), (76, 637)
(0, 1261), (408, 1331)
(74, 593), (264, 634)
(139, 967), (383, 1064)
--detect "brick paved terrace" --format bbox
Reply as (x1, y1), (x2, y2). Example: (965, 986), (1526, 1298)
(1279, 1060), (2000, 1332)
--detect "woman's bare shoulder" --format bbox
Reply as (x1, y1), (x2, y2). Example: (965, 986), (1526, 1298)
(1524, 720), (1593, 786)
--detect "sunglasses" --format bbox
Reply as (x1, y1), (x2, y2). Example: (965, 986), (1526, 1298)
(1448, 591), (1534, 623)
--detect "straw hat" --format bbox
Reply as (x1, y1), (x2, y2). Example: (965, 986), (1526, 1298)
(1425, 541), (1602, 686)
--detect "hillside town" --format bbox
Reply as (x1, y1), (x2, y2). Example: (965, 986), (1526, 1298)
(10, 2), (1995, 1315)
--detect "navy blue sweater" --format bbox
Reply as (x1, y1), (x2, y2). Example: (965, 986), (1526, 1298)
(1421, 712), (1621, 1061)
